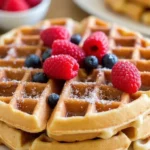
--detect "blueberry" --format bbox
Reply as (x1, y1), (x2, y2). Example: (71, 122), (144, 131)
(70, 34), (82, 45)
(32, 72), (49, 83)
(102, 54), (118, 69)
(48, 93), (60, 109)
(25, 55), (42, 68)
(42, 49), (52, 62)
(84, 56), (99, 70)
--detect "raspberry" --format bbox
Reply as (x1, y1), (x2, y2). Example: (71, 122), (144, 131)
(40, 26), (70, 48)
(52, 40), (85, 65)
(0, 0), (5, 9)
(43, 55), (79, 80)
(83, 32), (109, 61)
(111, 61), (141, 94)
(26, 0), (42, 7)
(3, 0), (29, 11)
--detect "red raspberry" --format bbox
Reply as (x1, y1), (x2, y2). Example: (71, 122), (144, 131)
(26, 0), (42, 7)
(40, 26), (70, 48)
(3, 0), (29, 11)
(52, 40), (85, 65)
(83, 32), (108, 61)
(0, 0), (5, 9)
(43, 54), (79, 80)
(111, 61), (141, 94)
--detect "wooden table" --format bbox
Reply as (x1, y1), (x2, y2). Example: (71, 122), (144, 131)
(0, 0), (89, 34)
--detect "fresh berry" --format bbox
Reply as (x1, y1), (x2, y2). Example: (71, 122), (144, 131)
(102, 54), (118, 69)
(26, 0), (42, 7)
(83, 32), (109, 61)
(0, 0), (5, 9)
(70, 34), (82, 45)
(25, 54), (41, 68)
(43, 55), (79, 80)
(84, 56), (99, 70)
(3, 0), (29, 11)
(111, 61), (141, 94)
(48, 93), (59, 109)
(40, 26), (70, 48)
(42, 49), (52, 62)
(52, 40), (85, 65)
(32, 72), (48, 83)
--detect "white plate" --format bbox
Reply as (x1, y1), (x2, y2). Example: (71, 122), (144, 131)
(73, 0), (150, 37)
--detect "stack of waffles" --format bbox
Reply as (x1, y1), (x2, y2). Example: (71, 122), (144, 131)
(105, 0), (150, 25)
(0, 16), (150, 150)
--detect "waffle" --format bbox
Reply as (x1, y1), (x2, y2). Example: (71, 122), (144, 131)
(0, 18), (77, 68)
(0, 119), (131, 150)
(0, 18), (78, 133)
(133, 137), (150, 150)
(47, 68), (150, 142)
(123, 113), (150, 141)
(0, 16), (150, 149)
(47, 16), (150, 142)
(80, 16), (150, 73)
(0, 67), (62, 133)
(132, 0), (150, 7)
(30, 132), (131, 150)
(0, 121), (34, 150)
(105, 0), (150, 25)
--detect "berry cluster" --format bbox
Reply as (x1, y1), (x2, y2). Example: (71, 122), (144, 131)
(25, 25), (141, 100)
(0, 0), (41, 11)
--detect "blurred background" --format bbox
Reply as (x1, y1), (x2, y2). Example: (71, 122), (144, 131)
(48, 0), (88, 21)
(0, 0), (88, 33)
(0, 0), (150, 36)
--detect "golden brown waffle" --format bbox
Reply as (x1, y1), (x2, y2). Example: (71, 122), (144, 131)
(0, 121), (34, 150)
(105, 0), (150, 25)
(47, 68), (150, 142)
(0, 120), (149, 150)
(132, 137), (150, 150)
(0, 68), (63, 133)
(123, 112), (150, 141)
(46, 16), (150, 142)
(0, 16), (150, 149)
(0, 18), (78, 68)
(0, 18), (77, 133)
(30, 132), (131, 150)
(80, 16), (150, 72)
(132, 0), (150, 7)
(0, 120), (131, 150)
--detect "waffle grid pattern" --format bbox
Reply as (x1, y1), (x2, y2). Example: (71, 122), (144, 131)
(0, 17), (150, 150)
(0, 18), (77, 68)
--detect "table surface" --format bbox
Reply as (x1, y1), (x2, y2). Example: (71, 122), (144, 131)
(0, 0), (89, 34)
(48, 0), (89, 21)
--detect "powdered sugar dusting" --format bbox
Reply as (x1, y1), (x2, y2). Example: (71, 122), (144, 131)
(70, 86), (97, 103)
(4, 48), (17, 60)
(1, 78), (19, 83)
(21, 86), (42, 100)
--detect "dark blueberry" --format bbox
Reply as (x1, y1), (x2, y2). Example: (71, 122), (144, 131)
(25, 55), (42, 68)
(48, 93), (60, 109)
(84, 56), (99, 70)
(102, 54), (118, 69)
(42, 49), (52, 62)
(32, 72), (49, 83)
(70, 34), (82, 45)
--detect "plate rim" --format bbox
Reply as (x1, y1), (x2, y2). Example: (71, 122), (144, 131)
(73, 0), (150, 37)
